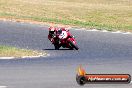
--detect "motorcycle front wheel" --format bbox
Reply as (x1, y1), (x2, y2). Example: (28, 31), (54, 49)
(69, 41), (79, 50)
(54, 38), (60, 50)
(54, 44), (59, 50)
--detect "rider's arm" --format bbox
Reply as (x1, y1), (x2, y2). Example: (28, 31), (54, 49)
(48, 34), (55, 43)
(48, 34), (52, 40)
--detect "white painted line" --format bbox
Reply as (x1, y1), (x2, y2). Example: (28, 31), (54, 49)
(22, 55), (46, 58)
(21, 53), (50, 58)
(81, 28), (86, 30)
(47, 54), (50, 56)
(86, 29), (98, 31)
(22, 56), (40, 58)
(0, 57), (15, 59)
(86, 29), (99, 32)
(86, 30), (92, 31)
(0, 86), (7, 88)
(0, 54), (49, 59)
(111, 31), (122, 34)
(74, 27), (132, 36)
(2, 19), (7, 22)
(101, 30), (109, 32)
(91, 29), (99, 31)
(75, 29), (82, 30)
(122, 32), (132, 35)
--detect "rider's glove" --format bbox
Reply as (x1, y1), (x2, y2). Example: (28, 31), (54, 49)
(51, 34), (56, 38)
(50, 38), (54, 44)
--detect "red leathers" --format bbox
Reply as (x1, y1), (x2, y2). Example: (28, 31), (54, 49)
(48, 26), (79, 50)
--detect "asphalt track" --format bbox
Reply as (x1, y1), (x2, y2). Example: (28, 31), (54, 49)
(0, 20), (132, 88)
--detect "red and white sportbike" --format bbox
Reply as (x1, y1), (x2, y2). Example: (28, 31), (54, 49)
(55, 29), (79, 50)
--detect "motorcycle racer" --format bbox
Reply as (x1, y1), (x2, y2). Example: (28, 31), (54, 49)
(48, 26), (78, 50)
(48, 26), (63, 49)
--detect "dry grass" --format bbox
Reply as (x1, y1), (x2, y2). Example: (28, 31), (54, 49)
(0, 45), (45, 57)
(0, 0), (132, 31)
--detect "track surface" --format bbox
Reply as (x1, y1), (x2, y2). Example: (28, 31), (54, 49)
(0, 21), (132, 88)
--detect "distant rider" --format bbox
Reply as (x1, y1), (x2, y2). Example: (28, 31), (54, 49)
(48, 26), (71, 49)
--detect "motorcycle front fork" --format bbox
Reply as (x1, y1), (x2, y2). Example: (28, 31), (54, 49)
(54, 39), (61, 50)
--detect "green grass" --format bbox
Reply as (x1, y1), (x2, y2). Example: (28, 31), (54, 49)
(0, 45), (45, 57)
(0, 0), (132, 31)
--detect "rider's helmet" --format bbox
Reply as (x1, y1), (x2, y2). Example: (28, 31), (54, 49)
(49, 26), (55, 35)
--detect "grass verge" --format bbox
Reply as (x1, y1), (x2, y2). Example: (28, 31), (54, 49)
(0, 0), (132, 31)
(0, 45), (46, 57)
